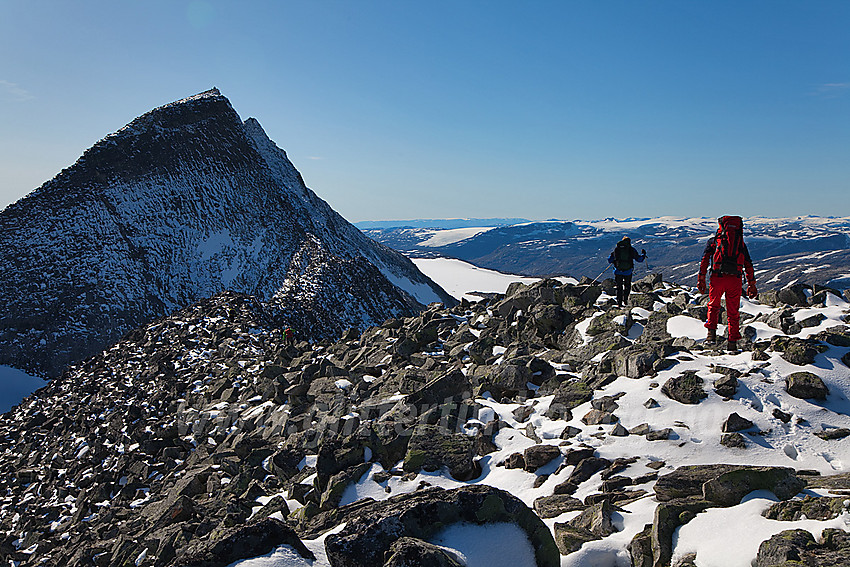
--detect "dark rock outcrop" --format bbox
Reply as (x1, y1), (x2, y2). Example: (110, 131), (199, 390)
(323, 485), (559, 567)
(661, 371), (707, 405)
(754, 528), (850, 567)
(175, 518), (314, 567)
(785, 372), (830, 400)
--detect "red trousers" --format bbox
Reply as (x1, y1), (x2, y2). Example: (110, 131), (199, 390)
(705, 274), (743, 341)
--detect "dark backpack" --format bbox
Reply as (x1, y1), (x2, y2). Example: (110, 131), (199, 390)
(712, 215), (744, 275)
(615, 242), (633, 271)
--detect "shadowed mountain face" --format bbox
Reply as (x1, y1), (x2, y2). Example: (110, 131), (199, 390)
(0, 89), (453, 378)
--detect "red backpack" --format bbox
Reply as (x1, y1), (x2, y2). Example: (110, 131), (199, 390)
(712, 215), (744, 275)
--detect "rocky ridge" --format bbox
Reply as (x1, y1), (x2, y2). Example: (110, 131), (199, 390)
(2, 275), (850, 566)
(0, 89), (453, 379)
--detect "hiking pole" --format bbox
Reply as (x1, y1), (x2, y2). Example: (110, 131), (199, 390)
(590, 263), (612, 285)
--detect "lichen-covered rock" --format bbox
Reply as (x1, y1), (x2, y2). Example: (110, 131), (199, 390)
(772, 336), (827, 366)
(552, 523), (597, 555)
(650, 499), (712, 567)
(402, 425), (480, 481)
(785, 372), (829, 400)
(815, 428), (850, 440)
(523, 444), (562, 472)
(654, 465), (805, 505)
(720, 432), (747, 448)
(702, 466), (806, 507)
(753, 529), (817, 567)
(532, 494), (586, 519)
(661, 371), (707, 405)
(762, 495), (847, 521)
(628, 524), (653, 567)
(568, 499), (617, 538)
(545, 380), (592, 419)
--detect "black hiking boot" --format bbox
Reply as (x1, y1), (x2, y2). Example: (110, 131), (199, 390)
(727, 340), (738, 352)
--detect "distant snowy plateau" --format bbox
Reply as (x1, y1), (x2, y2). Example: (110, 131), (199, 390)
(360, 216), (850, 292)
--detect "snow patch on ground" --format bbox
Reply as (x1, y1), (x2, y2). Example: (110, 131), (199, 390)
(418, 227), (494, 247)
(412, 257), (563, 301)
(428, 522), (538, 567)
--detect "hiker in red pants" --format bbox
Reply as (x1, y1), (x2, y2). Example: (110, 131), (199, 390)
(698, 216), (758, 351)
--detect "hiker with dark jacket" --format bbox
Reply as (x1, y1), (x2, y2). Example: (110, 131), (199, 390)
(698, 215), (758, 351)
(608, 236), (646, 307)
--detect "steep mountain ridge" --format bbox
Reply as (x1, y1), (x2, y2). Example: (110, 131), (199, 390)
(0, 89), (453, 378)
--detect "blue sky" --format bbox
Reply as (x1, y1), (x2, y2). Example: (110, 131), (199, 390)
(1, 1), (848, 222)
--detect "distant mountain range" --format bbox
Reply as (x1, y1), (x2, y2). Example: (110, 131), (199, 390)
(0, 89), (453, 378)
(360, 216), (850, 292)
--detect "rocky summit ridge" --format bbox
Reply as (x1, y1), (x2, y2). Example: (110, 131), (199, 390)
(0, 88), (453, 379)
(3, 274), (850, 566)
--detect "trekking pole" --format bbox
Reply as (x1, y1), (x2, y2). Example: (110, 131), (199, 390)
(590, 263), (612, 285)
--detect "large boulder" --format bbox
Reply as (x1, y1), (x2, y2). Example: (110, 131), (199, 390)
(753, 528), (850, 567)
(772, 337), (826, 366)
(484, 362), (534, 399)
(702, 466), (806, 507)
(403, 425), (480, 481)
(654, 464), (805, 505)
(323, 485), (559, 567)
(586, 311), (633, 337)
(533, 494), (586, 519)
(545, 379), (592, 420)
(661, 371), (707, 405)
(776, 284), (810, 306)
(612, 348), (659, 379)
(406, 369), (472, 407)
(650, 498), (712, 567)
(523, 444), (562, 472)
(762, 495), (847, 521)
(721, 412), (754, 433)
(785, 372), (829, 400)
(553, 499), (618, 555)
(530, 303), (573, 336)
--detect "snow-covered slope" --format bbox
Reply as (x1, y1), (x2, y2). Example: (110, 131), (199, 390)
(0, 89), (453, 378)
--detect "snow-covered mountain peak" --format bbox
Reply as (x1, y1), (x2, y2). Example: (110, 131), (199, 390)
(0, 90), (454, 378)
